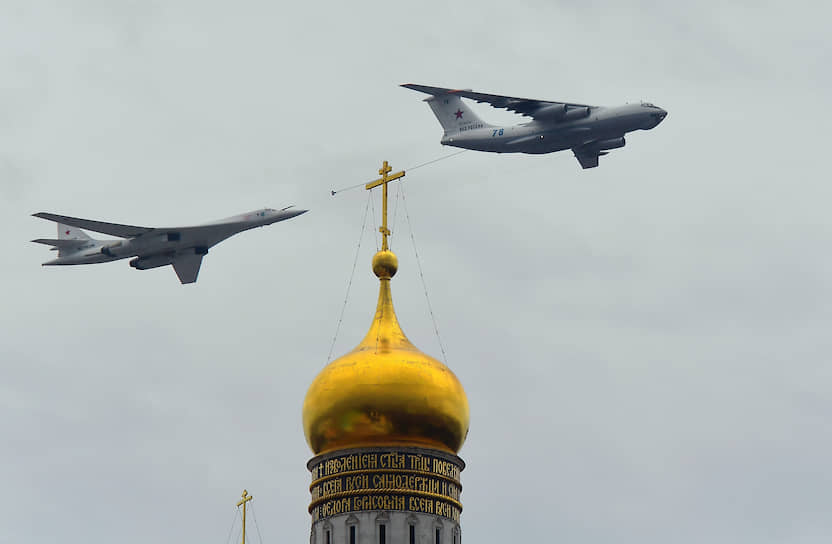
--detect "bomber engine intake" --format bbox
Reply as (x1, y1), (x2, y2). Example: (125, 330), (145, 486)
(129, 253), (175, 270)
(100, 242), (124, 257)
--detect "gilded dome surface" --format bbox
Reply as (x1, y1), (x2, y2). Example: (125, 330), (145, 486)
(303, 250), (469, 455)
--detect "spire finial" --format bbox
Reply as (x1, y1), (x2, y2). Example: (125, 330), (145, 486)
(365, 160), (405, 251)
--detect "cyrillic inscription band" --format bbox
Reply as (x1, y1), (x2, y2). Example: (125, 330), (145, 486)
(310, 452), (461, 482)
(310, 472), (461, 502)
(311, 494), (462, 523)
(308, 450), (463, 522)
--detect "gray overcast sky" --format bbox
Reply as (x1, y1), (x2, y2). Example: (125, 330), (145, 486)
(2, 1), (831, 543)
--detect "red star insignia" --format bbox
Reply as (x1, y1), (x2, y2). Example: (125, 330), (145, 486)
(65, 230), (70, 235)
(454, 109), (463, 119)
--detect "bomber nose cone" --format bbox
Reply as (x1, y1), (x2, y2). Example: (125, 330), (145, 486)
(284, 208), (308, 219)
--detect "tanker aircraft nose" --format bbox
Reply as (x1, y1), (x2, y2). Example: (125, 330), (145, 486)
(655, 108), (667, 122)
(644, 107), (667, 129)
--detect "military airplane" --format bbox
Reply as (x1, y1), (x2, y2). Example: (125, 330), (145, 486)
(401, 84), (667, 169)
(32, 207), (307, 284)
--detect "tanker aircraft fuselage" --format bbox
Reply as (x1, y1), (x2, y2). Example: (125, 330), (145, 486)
(402, 84), (667, 169)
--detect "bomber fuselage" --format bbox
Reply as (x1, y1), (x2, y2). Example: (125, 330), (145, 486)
(42, 208), (305, 266)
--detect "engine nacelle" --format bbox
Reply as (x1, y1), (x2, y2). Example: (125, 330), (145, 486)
(100, 241), (125, 257)
(562, 107), (591, 122)
(129, 254), (175, 270)
(533, 103), (568, 120)
(594, 137), (626, 151)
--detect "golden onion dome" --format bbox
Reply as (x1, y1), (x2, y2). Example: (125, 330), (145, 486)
(303, 249), (469, 455)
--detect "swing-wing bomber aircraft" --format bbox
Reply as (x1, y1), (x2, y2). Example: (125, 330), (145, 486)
(401, 84), (667, 169)
(32, 207), (307, 284)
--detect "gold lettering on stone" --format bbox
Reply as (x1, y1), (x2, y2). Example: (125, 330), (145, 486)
(311, 474), (460, 503)
(380, 452), (406, 469)
(408, 454), (432, 472)
(312, 452), (460, 480)
(431, 459), (460, 480)
(310, 451), (463, 522)
(344, 474), (369, 491)
(312, 495), (459, 521)
(408, 496), (434, 514)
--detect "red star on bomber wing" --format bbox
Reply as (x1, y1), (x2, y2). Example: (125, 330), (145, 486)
(454, 109), (463, 119)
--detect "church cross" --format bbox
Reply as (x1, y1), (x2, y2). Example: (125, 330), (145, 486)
(365, 160), (405, 251)
(236, 489), (253, 544)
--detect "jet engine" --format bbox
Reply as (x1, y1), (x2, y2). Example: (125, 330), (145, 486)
(562, 107), (591, 121)
(129, 254), (175, 270)
(100, 241), (124, 257)
(533, 103), (568, 120)
(593, 137), (626, 150)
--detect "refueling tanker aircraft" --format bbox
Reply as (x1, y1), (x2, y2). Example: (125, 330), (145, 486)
(32, 207), (307, 284)
(401, 84), (667, 169)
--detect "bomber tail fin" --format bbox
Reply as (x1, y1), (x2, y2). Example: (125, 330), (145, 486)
(31, 224), (94, 257)
(402, 84), (492, 136)
(58, 223), (92, 242)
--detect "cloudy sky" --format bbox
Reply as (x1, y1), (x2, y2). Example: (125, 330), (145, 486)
(2, 1), (830, 543)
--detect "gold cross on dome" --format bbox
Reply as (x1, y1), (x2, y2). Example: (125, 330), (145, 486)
(365, 160), (405, 251)
(236, 490), (253, 544)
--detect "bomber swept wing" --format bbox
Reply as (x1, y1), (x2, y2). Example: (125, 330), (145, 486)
(31, 212), (253, 241)
(400, 84), (594, 120)
(32, 207), (308, 284)
(32, 213), (153, 238)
